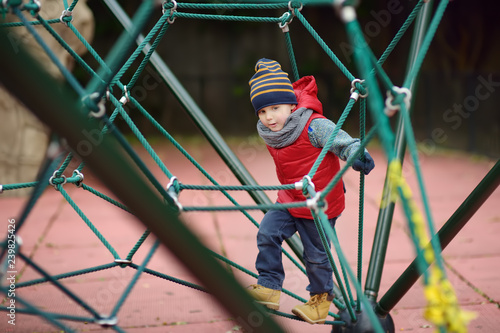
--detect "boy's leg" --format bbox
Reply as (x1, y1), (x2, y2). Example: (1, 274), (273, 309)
(296, 217), (337, 295)
(292, 217), (337, 324)
(255, 209), (297, 290)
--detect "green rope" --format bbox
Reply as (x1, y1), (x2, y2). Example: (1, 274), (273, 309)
(0, 18), (60, 28)
(308, 98), (356, 179)
(182, 201), (313, 212)
(36, 15), (105, 87)
(0, 289), (74, 332)
(403, 0), (450, 88)
(294, 9), (355, 82)
(376, 0), (425, 67)
(284, 29), (300, 82)
(113, 14), (170, 88)
(166, 2), (289, 10)
(131, 264), (207, 292)
(356, 98), (366, 312)
(59, 185), (120, 259)
(115, 100), (174, 180)
(311, 211), (357, 321)
(2, 308), (94, 324)
(320, 127), (377, 201)
(2, 181), (38, 191)
(400, 102), (445, 273)
(172, 12), (283, 23)
(316, 211), (385, 333)
(179, 183), (295, 191)
(19, 252), (101, 319)
(17, 263), (117, 288)
(12, 7), (86, 97)
(125, 229), (151, 261)
(110, 240), (159, 318)
(0, 1), (460, 331)
(345, 16), (395, 158)
(82, 184), (130, 213)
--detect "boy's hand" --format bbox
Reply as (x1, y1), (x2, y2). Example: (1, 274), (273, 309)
(352, 152), (375, 175)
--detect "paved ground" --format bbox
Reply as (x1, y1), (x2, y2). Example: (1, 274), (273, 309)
(0, 140), (499, 333)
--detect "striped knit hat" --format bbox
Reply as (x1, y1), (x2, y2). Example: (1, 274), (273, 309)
(249, 58), (297, 114)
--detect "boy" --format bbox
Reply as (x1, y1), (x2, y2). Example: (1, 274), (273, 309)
(247, 58), (374, 324)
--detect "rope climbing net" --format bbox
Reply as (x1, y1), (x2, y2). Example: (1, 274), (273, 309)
(0, 0), (476, 332)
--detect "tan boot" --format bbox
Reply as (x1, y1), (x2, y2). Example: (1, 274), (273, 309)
(247, 284), (280, 310)
(292, 292), (333, 324)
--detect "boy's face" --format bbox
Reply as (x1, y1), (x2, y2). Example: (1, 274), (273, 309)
(258, 104), (295, 132)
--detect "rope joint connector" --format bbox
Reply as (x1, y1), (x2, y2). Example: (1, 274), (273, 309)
(72, 170), (84, 188)
(59, 9), (73, 27)
(49, 170), (67, 190)
(83, 92), (106, 118)
(384, 86), (411, 117)
(119, 85), (130, 105)
(23, 0), (41, 16)
(334, 0), (358, 23)
(166, 176), (183, 212)
(278, 11), (293, 32)
(350, 78), (368, 101)
(300, 175), (316, 198)
(162, 0), (177, 24)
(0, 185), (3, 194)
(114, 259), (132, 265)
(97, 315), (118, 327)
(306, 191), (327, 214)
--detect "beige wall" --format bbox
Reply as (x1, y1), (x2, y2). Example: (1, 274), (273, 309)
(0, 0), (94, 197)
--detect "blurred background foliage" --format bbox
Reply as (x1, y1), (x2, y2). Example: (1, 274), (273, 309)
(79, 0), (500, 158)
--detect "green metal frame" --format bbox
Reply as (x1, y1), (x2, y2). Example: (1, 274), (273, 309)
(364, 1), (434, 301)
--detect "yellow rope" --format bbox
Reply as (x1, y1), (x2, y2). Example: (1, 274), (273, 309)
(386, 159), (476, 332)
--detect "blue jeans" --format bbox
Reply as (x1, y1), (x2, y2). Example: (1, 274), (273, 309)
(255, 208), (337, 295)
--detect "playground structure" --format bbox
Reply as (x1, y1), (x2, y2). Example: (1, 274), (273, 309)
(1, 1), (499, 332)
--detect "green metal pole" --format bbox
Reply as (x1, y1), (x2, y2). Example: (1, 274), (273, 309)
(364, 1), (434, 301)
(376, 159), (500, 315)
(0, 29), (284, 333)
(101, 0), (305, 261)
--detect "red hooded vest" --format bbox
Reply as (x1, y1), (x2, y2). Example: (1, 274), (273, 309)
(266, 76), (345, 219)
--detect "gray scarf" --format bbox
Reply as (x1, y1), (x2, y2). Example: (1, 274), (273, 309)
(257, 107), (313, 149)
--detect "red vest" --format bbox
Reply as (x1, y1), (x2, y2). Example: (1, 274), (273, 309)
(266, 112), (345, 219)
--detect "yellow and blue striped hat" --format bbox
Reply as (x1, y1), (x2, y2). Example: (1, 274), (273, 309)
(249, 58), (297, 114)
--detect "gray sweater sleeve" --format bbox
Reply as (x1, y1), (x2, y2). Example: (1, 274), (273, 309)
(308, 118), (361, 161)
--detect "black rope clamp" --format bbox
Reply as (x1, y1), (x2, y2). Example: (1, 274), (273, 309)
(162, 0), (177, 24)
(384, 86), (411, 117)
